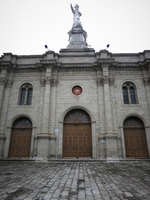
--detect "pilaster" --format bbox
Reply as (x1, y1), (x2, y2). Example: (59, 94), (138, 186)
(37, 65), (57, 160)
(97, 55), (118, 159)
(41, 71), (52, 134)
(142, 68), (150, 115)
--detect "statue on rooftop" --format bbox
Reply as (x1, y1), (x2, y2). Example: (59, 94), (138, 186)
(70, 4), (82, 28)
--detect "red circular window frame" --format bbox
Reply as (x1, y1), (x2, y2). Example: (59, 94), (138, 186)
(72, 86), (82, 95)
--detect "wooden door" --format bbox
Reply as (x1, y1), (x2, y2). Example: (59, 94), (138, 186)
(78, 124), (92, 157)
(63, 124), (77, 157)
(8, 117), (32, 158)
(63, 124), (92, 158)
(63, 109), (92, 158)
(124, 128), (148, 158)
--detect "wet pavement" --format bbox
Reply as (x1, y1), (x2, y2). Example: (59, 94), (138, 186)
(0, 160), (150, 200)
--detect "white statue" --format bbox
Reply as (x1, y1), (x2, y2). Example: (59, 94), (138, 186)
(70, 4), (82, 28)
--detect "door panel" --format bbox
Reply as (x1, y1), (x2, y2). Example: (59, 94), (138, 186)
(63, 124), (92, 158)
(124, 129), (135, 158)
(9, 128), (32, 158)
(78, 124), (92, 157)
(124, 128), (148, 158)
(63, 125), (77, 157)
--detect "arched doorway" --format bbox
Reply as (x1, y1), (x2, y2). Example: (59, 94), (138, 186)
(123, 117), (148, 158)
(63, 109), (92, 158)
(8, 117), (32, 158)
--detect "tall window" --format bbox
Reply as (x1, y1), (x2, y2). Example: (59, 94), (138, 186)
(19, 84), (33, 105)
(122, 82), (138, 104)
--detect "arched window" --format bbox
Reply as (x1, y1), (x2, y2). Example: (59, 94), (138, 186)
(19, 83), (33, 105)
(122, 82), (138, 104)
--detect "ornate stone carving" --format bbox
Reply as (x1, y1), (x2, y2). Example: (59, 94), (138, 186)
(40, 76), (56, 87)
(101, 76), (109, 84)
(142, 76), (150, 86)
(6, 80), (13, 88)
(0, 78), (7, 86)
(40, 78), (46, 87)
(96, 78), (103, 86)
(109, 77), (114, 86)
(45, 76), (52, 85)
(51, 78), (58, 87)
(96, 76), (114, 86)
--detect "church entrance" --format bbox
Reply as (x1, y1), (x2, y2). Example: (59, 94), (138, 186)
(8, 117), (32, 158)
(123, 117), (148, 158)
(63, 109), (92, 158)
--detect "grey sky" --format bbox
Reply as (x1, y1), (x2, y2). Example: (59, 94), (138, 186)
(0, 0), (150, 56)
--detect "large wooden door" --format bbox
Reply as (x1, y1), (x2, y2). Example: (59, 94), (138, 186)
(63, 110), (92, 158)
(124, 117), (148, 158)
(9, 117), (32, 158)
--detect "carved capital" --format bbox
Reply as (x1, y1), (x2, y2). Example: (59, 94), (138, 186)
(102, 76), (109, 84)
(0, 78), (7, 86)
(6, 80), (13, 88)
(45, 76), (52, 85)
(143, 76), (150, 86)
(96, 76), (114, 86)
(40, 78), (46, 87)
(109, 77), (114, 86)
(51, 78), (58, 87)
(40, 76), (52, 86)
(96, 78), (103, 86)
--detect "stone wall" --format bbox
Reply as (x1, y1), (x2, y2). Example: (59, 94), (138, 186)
(0, 50), (150, 160)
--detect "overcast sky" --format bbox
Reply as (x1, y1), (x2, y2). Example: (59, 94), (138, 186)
(0, 0), (150, 56)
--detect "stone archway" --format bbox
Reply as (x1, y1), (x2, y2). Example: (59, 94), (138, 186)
(63, 109), (92, 158)
(8, 117), (32, 158)
(123, 117), (148, 158)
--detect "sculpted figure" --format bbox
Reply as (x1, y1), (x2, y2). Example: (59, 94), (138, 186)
(70, 4), (82, 27)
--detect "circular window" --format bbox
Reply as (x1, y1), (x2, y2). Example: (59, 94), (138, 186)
(72, 86), (82, 95)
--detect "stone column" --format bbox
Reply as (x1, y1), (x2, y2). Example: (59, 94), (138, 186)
(0, 80), (13, 158)
(41, 75), (52, 134)
(97, 69), (106, 159)
(0, 80), (13, 134)
(96, 70), (105, 135)
(145, 126), (150, 157)
(0, 77), (7, 157)
(37, 67), (53, 160)
(120, 126), (126, 158)
(58, 121), (63, 158)
(101, 65), (118, 159)
(50, 77), (58, 158)
(91, 121), (96, 159)
(102, 76), (113, 134)
(50, 77), (58, 132)
(0, 78), (6, 113)
(143, 75), (150, 115)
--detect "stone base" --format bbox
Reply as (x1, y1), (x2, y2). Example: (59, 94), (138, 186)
(99, 134), (118, 159)
(37, 133), (56, 160)
(67, 26), (88, 48)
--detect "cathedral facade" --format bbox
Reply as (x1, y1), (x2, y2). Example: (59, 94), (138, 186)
(0, 5), (150, 160)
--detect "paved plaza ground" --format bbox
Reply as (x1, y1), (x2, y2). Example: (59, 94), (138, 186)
(0, 160), (150, 200)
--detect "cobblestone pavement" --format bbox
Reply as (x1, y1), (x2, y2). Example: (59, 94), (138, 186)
(0, 161), (150, 200)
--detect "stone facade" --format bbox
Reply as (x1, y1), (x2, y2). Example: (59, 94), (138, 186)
(0, 48), (150, 160)
(0, 4), (150, 160)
